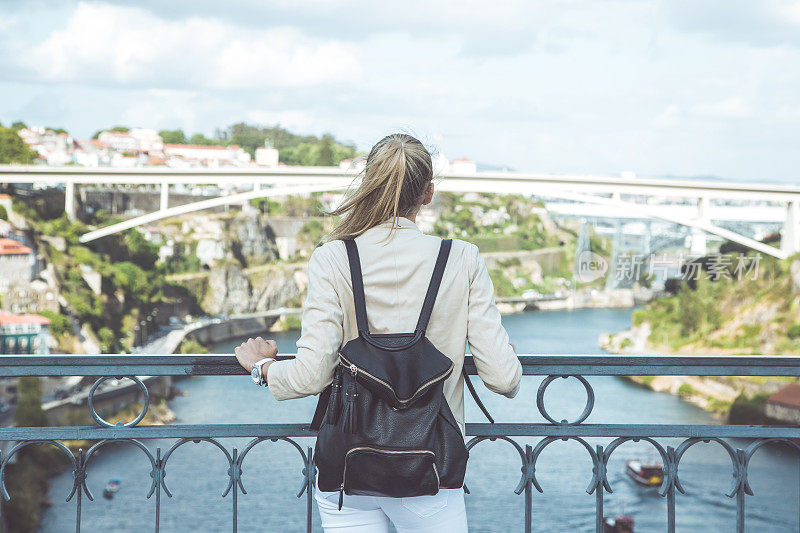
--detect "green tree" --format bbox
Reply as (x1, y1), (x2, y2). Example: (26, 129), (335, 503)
(159, 129), (187, 144)
(125, 230), (159, 270)
(0, 204), (7, 220)
(189, 132), (215, 145)
(0, 125), (38, 164)
(14, 377), (47, 427)
(111, 262), (150, 298)
(38, 310), (71, 337)
(10, 121), (27, 131)
(97, 326), (115, 353)
(217, 122), (358, 163)
(317, 134), (335, 166)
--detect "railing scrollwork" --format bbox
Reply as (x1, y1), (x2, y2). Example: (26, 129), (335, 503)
(1, 354), (799, 533)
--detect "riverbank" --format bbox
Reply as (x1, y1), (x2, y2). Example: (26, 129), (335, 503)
(600, 325), (794, 421)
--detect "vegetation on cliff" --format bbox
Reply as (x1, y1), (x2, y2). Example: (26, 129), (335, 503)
(13, 201), (200, 353)
(633, 253), (799, 354)
(618, 250), (800, 421)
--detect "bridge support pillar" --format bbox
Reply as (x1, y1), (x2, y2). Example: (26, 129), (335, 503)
(241, 182), (261, 212)
(781, 200), (800, 256)
(65, 181), (76, 221)
(690, 197), (709, 256)
(160, 183), (169, 211)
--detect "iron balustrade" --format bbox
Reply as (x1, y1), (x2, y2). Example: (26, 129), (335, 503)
(2, 353), (800, 533)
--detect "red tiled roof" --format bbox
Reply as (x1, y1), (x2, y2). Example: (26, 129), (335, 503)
(0, 311), (50, 326)
(450, 157), (473, 163)
(0, 238), (32, 255)
(0, 194), (10, 199)
(767, 383), (800, 409)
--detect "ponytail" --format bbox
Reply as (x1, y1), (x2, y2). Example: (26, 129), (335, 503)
(327, 134), (432, 241)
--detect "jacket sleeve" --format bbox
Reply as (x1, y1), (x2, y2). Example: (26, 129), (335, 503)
(267, 246), (343, 400)
(465, 244), (522, 398)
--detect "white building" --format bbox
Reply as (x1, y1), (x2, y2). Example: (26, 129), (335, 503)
(449, 157), (477, 174)
(0, 238), (34, 294)
(74, 139), (110, 167)
(164, 144), (251, 167)
(18, 127), (74, 165)
(98, 131), (139, 152)
(255, 142), (280, 167)
(129, 128), (164, 154)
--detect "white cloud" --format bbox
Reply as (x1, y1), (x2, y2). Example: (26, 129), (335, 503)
(691, 97), (751, 119)
(21, 2), (361, 89)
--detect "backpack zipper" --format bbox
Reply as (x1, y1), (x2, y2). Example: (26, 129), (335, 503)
(339, 354), (453, 406)
(338, 447), (439, 509)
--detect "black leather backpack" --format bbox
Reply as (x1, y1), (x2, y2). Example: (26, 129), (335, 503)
(311, 238), (493, 509)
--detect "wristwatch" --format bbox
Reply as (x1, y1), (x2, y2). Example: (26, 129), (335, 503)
(250, 357), (274, 386)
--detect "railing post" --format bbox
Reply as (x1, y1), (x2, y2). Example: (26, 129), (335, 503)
(595, 444), (604, 533)
(75, 448), (84, 533)
(306, 447), (314, 533)
(154, 447), (162, 533)
(734, 448), (747, 533)
(666, 446), (676, 533)
(231, 448), (239, 533)
(524, 444), (532, 533)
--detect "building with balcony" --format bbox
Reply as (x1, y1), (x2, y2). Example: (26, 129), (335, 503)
(1, 279), (59, 314)
(0, 311), (50, 354)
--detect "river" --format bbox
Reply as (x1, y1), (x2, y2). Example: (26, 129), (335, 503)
(40, 308), (798, 532)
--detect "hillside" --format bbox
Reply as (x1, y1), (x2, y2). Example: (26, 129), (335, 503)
(603, 251), (800, 419)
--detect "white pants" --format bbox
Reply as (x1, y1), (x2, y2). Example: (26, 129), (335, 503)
(315, 488), (468, 533)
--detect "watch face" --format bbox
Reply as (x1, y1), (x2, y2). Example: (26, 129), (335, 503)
(251, 365), (260, 383)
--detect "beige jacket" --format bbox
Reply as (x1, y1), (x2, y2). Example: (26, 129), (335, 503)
(266, 217), (523, 429)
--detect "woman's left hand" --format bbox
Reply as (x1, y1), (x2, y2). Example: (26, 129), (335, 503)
(234, 337), (278, 372)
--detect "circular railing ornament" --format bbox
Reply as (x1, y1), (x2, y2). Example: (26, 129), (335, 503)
(536, 375), (595, 425)
(88, 376), (150, 428)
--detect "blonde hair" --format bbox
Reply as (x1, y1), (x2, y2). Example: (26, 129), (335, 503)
(327, 133), (433, 241)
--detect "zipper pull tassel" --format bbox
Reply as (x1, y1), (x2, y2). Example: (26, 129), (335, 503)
(338, 484), (344, 510)
(341, 369), (360, 434)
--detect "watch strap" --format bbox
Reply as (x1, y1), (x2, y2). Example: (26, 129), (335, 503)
(253, 357), (275, 386)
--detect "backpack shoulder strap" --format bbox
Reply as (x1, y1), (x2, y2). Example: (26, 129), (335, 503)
(463, 368), (494, 424)
(415, 239), (452, 334)
(309, 383), (332, 431)
(344, 239), (369, 335)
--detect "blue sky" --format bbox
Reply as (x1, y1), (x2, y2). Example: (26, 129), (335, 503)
(1, 1), (799, 183)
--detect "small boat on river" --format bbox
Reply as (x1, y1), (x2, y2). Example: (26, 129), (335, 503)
(103, 478), (121, 499)
(603, 514), (634, 532)
(625, 459), (663, 487)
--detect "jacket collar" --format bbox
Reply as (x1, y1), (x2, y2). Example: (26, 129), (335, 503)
(360, 217), (422, 241)
(375, 217), (421, 232)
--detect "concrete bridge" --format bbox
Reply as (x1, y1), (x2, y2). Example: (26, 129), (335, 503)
(2, 165), (799, 259)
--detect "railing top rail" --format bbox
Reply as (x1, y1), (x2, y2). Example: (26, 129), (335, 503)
(2, 353), (800, 377)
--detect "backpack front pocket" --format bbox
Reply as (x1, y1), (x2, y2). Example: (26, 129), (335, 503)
(341, 447), (439, 500)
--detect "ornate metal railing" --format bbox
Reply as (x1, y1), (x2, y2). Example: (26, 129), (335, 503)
(2, 354), (800, 533)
